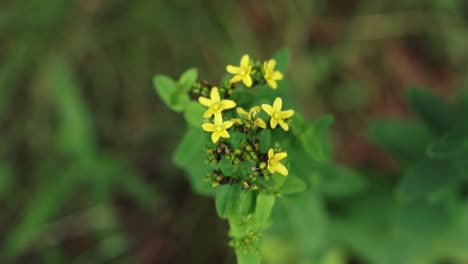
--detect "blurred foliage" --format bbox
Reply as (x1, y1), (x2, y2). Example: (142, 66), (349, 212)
(1, 0), (468, 263)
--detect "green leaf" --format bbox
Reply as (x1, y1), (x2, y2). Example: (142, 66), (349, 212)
(396, 158), (465, 203)
(407, 86), (456, 133)
(367, 119), (434, 161)
(255, 192), (275, 223)
(153, 74), (187, 112)
(215, 185), (240, 219)
(257, 129), (271, 153)
(183, 101), (205, 127)
(427, 128), (468, 159)
(314, 165), (369, 198)
(236, 190), (254, 217)
(277, 175), (307, 194)
(301, 115), (334, 162)
(236, 251), (261, 264)
(178, 68), (198, 93)
(153, 75), (177, 107)
(173, 128), (214, 196)
(218, 158), (237, 176)
(230, 131), (244, 149)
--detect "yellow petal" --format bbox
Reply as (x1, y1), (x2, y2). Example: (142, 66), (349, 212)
(229, 75), (243, 83)
(267, 59), (276, 71)
(211, 132), (221, 143)
(226, 65), (240, 74)
(240, 54), (250, 69)
(223, 120), (234, 129)
(278, 119), (289, 131)
(242, 75), (253, 87)
(198, 97), (212, 107)
(267, 164), (276, 174)
(263, 61), (268, 72)
(255, 118), (266, 129)
(220, 130), (230, 138)
(272, 71), (283, 80)
(273, 97), (282, 111)
(266, 79), (277, 89)
(275, 163), (288, 176)
(280, 109), (295, 119)
(221, 99), (236, 110)
(210, 87), (220, 102)
(268, 148), (274, 159)
(270, 118), (278, 129)
(203, 109), (213, 118)
(202, 123), (215, 132)
(250, 106), (261, 116)
(231, 118), (242, 124)
(275, 152), (287, 161)
(261, 104), (275, 116)
(237, 107), (249, 117)
(214, 114), (223, 124)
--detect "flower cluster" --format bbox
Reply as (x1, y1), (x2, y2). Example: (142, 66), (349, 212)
(194, 54), (294, 191)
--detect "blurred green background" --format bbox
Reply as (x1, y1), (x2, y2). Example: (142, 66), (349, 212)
(1, 0), (468, 263)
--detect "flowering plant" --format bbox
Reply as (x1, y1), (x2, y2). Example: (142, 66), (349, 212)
(153, 49), (332, 264)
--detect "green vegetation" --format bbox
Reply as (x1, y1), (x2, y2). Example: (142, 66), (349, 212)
(1, 1), (468, 263)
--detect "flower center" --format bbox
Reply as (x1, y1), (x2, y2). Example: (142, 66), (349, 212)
(216, 126), (223, 132)
(273, 112), (280, 119)
(212, 103), (221, 111)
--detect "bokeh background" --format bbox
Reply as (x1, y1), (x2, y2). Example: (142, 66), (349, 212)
(1, 0), (468, 263)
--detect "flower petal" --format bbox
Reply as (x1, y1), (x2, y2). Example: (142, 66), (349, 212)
(203, 109), (213, 118)
(223, 121), (234, 129)
(266, 79), (277, 89)
(202, 123), (215, 132)
(198, 97), (212, 107)
(267, 164), (276, 174)
(242, 75), (253, 88)
(280, 109), (295, 119)
(272, 71), (283, 80)
(268, 148), (274, 159)
(261, 104), (275, 116)
(275, 152), (287, 161)
(211, 132), (221, 143)
(267, 59), (276, 71)
(221, 99), (236, 110)
(275, 163), (288, 176)
(231, 118), (242, 124)
(226, 65), (240, 74)
(237, 107), (249, 117)
(255, 118), (267, 129)
(278, 119), (289, 131)
(213, 114), (223, 124)
(240, 54), (250, 69)
(220, 130), (230, 138)
(229, 75), (243, 83)
(270, 118), (278, 129)
(210, 87), (220, 102)
(273, 97), (282, 111)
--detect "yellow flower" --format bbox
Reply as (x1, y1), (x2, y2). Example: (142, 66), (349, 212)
(263, 59), (283, 89)
(267, 148), (288, 176)
(261, 97), (294, 131)
(202, 115), (234, 143)
(236, 106), (267, 129)
(198, 87), (236, 119)
(226, 54), (253, 87)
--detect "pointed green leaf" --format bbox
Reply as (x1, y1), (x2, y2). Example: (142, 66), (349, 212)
(178, 68), (198, 93)
(277, 175), (307, 194)
(407, 86), (456, 133)
(255, 192), (275, 223)
(183, 101), (205, 127)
